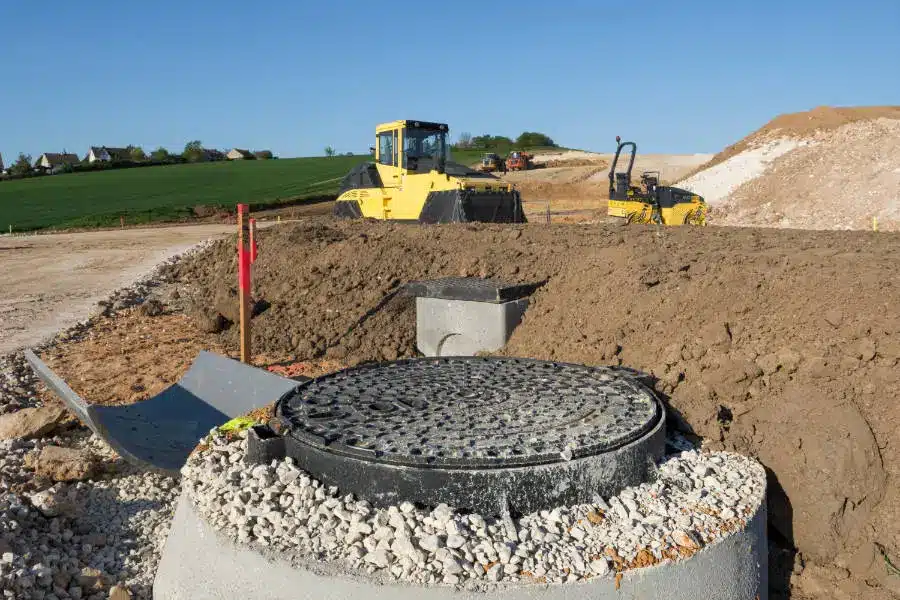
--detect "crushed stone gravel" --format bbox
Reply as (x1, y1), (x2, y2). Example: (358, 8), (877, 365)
(0, 432), (178, 599)
(0, 247), (208, 600)
(677, 138), (803, 205)
(182, 428), (765, 587)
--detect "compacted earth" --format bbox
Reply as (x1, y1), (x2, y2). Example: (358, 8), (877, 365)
(7, 217), (900, 599)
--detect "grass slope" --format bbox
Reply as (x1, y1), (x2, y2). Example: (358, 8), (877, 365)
(0, 147), (562, 232)
(0, 156), (365, 231)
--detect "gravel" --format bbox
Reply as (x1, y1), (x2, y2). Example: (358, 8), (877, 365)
(677, 138), (803, 205)
(0, 353), (42, 416)
(0, 431), (179, 599)
(0, 245), (209, 599)
(183, 429), (766, 587)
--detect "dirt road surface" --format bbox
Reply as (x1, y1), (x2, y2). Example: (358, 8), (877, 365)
(0, 224), (236, 354)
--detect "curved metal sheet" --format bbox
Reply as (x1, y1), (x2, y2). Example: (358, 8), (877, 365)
(24, 350), (299, 474)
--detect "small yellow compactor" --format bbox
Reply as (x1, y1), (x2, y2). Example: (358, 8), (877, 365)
(607, 136), (707, 226)
(333, 120), (526, 223)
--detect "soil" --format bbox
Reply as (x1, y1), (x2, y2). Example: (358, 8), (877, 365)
(38, 308), (342, 407)
(126, 218), (896, 599)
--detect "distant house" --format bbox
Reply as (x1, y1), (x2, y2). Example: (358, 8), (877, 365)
(86, 146), (131, 163)
(226, 148), (254, 160)
(35, 153), (79, 171)
(202, 149), (226, 162)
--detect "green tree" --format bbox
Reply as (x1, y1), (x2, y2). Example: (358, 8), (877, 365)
(9, 153), (32, 176)
(150, 147), (171, 161)
(127, 145), (146, 161)
(254, 150), (274, 160)
(183, 140), (205, 162)
(324, 146), (336, 157)
(515, 132), (556, 147)
(470, 135), (514, 149)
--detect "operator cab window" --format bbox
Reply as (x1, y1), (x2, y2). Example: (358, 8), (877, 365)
(378, 131), (396, 166)
(403, 127), (446, 171)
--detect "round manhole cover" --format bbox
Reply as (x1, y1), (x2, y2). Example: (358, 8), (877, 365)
(272, 357), (665, 514)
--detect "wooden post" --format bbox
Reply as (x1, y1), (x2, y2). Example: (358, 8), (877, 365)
(120, 215), (125, 229)
(237, 204), (252, 363)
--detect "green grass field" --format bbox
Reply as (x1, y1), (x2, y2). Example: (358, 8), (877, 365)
(0, 147), (556, 232)
(0, 156), (366, 231)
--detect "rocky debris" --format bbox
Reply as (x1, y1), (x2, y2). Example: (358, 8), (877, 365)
(0, 433), (179, 599)
(700, 117), (900, 230)
(0, 405), (69, 440)
(0, 352), (43, 415)
(191, 308), (228, 334)
(183, 429), (766, 587)
(28, 484), (80, 518)
(138, 300), (164, 318)
(25, 446), (100, 482)
(678, 138), (802, 206)
(108, 585), (132, 599)
(0, 239), (215, 599)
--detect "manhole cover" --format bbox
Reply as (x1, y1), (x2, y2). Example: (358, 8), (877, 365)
(271, 357), (665, 514)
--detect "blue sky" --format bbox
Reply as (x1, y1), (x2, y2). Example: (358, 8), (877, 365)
(1, 0), (898, 162)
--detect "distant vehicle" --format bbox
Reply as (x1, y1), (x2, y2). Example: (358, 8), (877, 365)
(506, 151), (533, 171)
(478, 153), (505, 173)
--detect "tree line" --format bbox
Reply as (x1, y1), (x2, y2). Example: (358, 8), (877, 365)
(453, 131), (557, 150)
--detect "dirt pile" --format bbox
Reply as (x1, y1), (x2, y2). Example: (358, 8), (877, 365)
(678, 106), (900, 231)
(717, 118), (900, 230)
(164, 219), (900, 597)
(690, 105), (900, 175)
(530, 150), (606, 168)
(171, 222), (551, 362)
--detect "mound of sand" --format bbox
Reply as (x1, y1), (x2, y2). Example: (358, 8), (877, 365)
(530, 150), (606, 168)
(678, 106), (900, 231)
(163, 219), (900, 598)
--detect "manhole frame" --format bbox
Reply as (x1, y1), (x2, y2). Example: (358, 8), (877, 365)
(266, 356), (666, 514)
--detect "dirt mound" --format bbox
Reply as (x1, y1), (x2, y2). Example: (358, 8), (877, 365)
(715, 118), (900, 230)
(530, 150), (606, 167)
(173, 222), (552, 362)
(677, 106), (900, 231)
(686, 105), (900, 177)
(166, 220), (900, 597)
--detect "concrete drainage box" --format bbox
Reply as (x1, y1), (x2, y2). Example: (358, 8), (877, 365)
(405, 277), (541, 357)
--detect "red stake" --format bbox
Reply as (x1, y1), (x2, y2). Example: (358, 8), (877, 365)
(237, 204), (252, 363)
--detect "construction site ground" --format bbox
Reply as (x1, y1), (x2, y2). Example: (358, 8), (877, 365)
(23, 217), (900, 600)
(0, 225), (238, 354)
(4, 108), (900, 599)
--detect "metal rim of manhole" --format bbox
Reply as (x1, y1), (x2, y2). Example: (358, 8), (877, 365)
(274, 356), (662, 470)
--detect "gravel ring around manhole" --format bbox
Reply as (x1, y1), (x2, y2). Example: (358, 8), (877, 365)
(181, 429), (766, 588)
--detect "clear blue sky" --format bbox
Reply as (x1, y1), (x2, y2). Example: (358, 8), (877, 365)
(2, 0), (898, 162)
